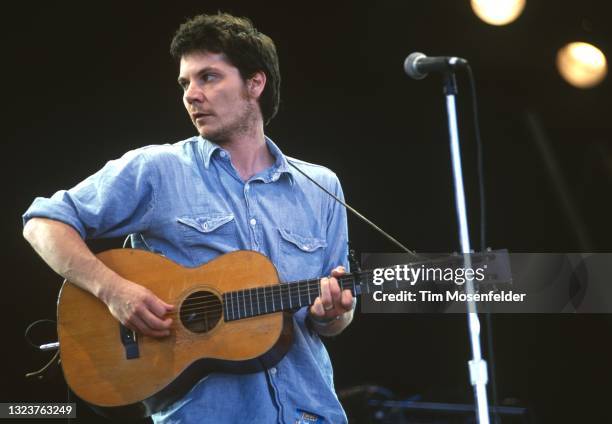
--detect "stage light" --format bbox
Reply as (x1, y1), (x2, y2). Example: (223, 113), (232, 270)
(556, 42), (607, 88)
(470, 0), (526, 26)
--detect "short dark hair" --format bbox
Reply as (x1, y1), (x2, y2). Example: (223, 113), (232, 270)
(170, 13), (280, 125)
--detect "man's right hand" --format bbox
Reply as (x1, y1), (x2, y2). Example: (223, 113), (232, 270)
(102, 278), (174, 338)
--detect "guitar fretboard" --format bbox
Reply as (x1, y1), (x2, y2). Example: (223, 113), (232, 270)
(222, 271), (385, 321)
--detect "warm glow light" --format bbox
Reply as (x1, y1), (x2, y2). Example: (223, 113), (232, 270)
(471, 0), (526, 26)
(557, 42), (607, 88)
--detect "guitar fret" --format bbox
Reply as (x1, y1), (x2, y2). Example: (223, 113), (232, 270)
(257, 287), (261, 315)
(242, 289), (246, 318)
(232, 291), (236, 319)
(288, 283), (292, 309)
(271, 286), (275, 311)
(297, 281), (301, 307)
(242, 290), (245, 318)
(227, 292), (231, 320)
(234, 293), (237, 319)
(249, 288), (254, 317)
(223, 294), (227, 321)
(242, 289), (247, 318)
(264, 286), (268, 313)
(307, 281), (313, 304)
(279, 285), (284, 310)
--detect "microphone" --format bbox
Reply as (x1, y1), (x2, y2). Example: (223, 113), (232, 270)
(404, 52), (468, 80)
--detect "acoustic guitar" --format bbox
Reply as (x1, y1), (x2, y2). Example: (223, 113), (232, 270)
(57, 248), (508, 418)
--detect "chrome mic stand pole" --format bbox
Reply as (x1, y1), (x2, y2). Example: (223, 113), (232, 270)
(443, 71), (490, 424)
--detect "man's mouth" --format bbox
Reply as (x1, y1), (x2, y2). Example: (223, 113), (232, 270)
(192, 112), (212, 122)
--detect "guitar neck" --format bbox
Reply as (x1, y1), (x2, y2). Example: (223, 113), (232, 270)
(222, 270), (378, 322)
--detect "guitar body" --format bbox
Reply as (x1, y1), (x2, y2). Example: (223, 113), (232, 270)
(57, 249), (293, 418)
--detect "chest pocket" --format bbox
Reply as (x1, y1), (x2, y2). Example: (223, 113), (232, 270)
(177, 213), (239, 263)
(277, 228), (327, 281)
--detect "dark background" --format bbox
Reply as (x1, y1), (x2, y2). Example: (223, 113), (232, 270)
(4, 1), (612, 422)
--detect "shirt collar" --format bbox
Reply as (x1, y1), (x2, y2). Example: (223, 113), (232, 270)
(199, 136), (221, 169)
(198, 135), (295, 184)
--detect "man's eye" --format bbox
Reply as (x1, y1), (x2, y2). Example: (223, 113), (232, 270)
(203, 74), (217, 82)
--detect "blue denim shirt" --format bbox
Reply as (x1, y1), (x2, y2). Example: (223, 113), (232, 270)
(23, 136), (349, 423)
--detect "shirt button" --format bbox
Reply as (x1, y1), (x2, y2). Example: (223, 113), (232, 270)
(220, 151), (227, 158)
(270, 367), (277, 375)
(245, 184), (250, 192)
(250, 218), (257, 226)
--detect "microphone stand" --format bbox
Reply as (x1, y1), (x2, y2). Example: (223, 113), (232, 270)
(443, 72), (490, 424)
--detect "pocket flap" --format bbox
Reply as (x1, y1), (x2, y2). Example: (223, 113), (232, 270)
(177, 214), (235, 233)
(278, 228), (327, 252)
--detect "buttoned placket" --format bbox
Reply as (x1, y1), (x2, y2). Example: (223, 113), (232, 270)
(208, 147), (297, 423)
(243, 181), (261, 251)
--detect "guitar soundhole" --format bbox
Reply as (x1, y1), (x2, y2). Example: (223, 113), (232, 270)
(179, 290), (222, 333)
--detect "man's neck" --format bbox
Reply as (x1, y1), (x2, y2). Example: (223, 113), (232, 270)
(217, 126), (275, 182)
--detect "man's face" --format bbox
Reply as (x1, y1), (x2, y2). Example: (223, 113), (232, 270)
(178, 51), (258, 143)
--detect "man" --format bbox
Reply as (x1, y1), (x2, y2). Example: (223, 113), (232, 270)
(23, 12), (354, 423)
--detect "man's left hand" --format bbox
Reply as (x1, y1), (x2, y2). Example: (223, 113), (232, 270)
(309, 266), (354, 321)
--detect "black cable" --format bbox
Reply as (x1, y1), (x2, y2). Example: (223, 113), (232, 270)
(25, 350), (60, 379)
(466, 64), (500, 424)
(24, 319), (56, 349)
(24, 319), (60, 380)
(287, 159), (420, 259)
(466, 65), (486, 252)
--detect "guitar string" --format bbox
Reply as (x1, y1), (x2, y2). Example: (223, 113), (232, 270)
(172, 275), (356, 303)
(172, 277), (360, 314)
(176, 281), (323, 311)
(174, 276), (363, 313)
(172, 281), (362, 321)
(168, 280), (364, 322)
(171, 283), (367, 328)
(170, 275), (361, 310)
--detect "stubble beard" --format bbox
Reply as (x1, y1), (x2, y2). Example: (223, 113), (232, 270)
(200, 95), (258, 146)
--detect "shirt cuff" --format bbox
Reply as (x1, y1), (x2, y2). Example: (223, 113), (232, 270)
(23, 196), (87, 239)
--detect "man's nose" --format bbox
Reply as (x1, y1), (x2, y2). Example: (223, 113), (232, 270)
(184, 83), (204, 103)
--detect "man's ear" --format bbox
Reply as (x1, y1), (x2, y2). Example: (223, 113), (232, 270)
(247, 71), (267, 100)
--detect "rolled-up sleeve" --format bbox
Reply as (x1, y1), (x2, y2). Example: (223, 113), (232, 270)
(22, 148), (159, 240)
